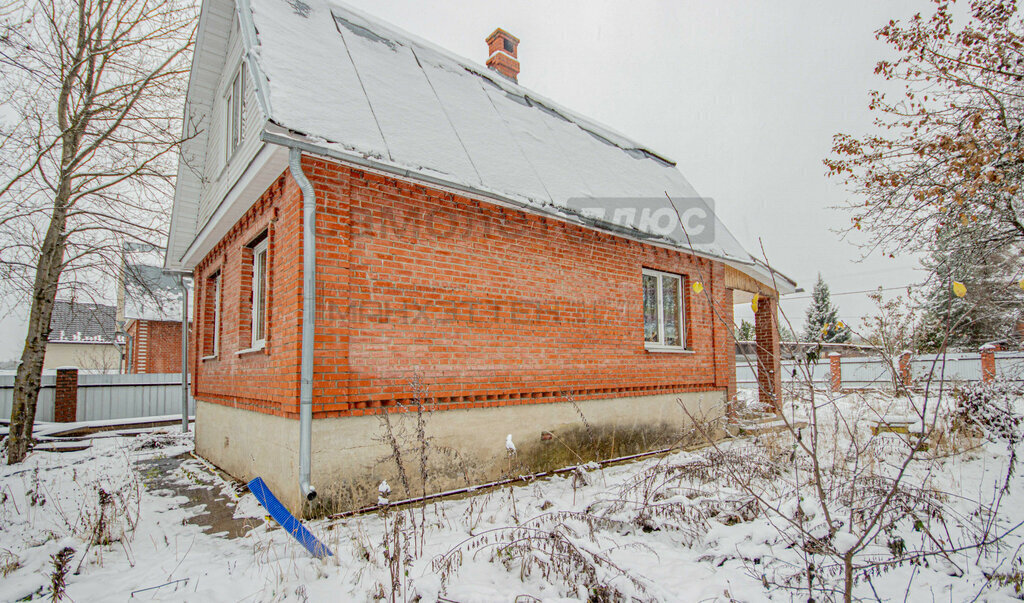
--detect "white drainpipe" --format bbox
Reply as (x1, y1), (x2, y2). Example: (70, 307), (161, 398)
(289, 147), (317, 502)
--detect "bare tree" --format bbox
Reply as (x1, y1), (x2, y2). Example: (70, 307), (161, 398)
(826, 0), (1024, 256)
(1, 0), (196, 463)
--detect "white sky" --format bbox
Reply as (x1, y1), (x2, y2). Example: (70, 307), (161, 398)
(0, 0), (932, 359)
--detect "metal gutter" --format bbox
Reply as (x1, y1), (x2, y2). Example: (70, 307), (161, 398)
(288, 147), (317, 502)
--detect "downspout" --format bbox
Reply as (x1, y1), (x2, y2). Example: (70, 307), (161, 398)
(180, 276), (189, 433)
(289, 147), (317, 502)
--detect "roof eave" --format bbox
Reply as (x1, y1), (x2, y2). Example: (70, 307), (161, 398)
(262, 125), (756, 269)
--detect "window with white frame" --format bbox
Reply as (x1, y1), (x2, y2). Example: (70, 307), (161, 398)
(642, 268), (685, 348)
(224, 62), (246, 162)
(250, 237), (268, 348)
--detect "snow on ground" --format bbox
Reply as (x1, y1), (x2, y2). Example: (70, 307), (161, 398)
(2, 389), (1024, 601)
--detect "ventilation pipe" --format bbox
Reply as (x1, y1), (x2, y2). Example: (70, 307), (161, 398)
(289, 147), (317, 502)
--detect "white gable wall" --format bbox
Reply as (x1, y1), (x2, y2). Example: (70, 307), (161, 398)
(166, 0), (268, 270)
(197, 11), (267, 231)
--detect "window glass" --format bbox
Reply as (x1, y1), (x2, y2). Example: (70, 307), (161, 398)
(662, 275), (682, 347)
(252, 244), (267, 344)
(643, 274), (659, 343)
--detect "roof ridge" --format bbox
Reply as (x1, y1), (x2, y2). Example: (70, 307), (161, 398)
(320, 0), (677, 166)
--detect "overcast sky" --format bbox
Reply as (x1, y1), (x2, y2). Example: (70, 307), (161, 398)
(0, 0), (934, 359)
(330, 0), (929, 331)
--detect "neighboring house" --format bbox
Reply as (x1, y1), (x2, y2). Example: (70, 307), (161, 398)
(45, 301), (120, 371)
(165, 0), (796, 513)
(117, 245), (191, 374)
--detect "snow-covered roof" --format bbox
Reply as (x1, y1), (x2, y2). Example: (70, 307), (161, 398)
(167, 0), (796, 292)
(121, 245), (189, 322)
(123, 264), (187, 322)
(49, 301), (117, 345)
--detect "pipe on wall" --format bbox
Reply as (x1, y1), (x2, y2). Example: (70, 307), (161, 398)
(180, 276), (189, 433)
(289, 147), (317, 502)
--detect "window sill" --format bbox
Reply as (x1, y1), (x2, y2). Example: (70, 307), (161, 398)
(201, 354), (219, 362)
(236, 343), (266, 356)
(644, 345), (695, 355)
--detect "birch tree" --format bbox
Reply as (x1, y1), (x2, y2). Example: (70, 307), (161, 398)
(0, 0), (196, 464)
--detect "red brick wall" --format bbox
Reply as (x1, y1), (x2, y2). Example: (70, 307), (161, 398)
(192, 174), (302, 416)
(126, 319), (189, 374)
(192, 156), (736, 419)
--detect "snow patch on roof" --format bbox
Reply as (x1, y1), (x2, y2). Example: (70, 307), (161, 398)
(244, 0), (756, 263)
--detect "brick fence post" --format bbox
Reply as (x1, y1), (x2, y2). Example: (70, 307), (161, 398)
(829, 352), (842, 392)
(980, 344), (998, 382)
(54, 366), (79, 423)
(898, 351), (912, 389)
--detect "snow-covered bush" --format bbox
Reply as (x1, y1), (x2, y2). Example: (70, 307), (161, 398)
(952, 380), (1023, 447)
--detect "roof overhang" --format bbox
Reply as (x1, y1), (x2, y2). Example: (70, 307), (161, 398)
(176, 142), (288, 270)
(262, 126), (771, 271)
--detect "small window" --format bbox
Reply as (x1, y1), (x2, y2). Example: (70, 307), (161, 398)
(642, 268), (686, 349)
(224, 62), (246, 162)
(503, 37), (515, 54)
(250, 238), (268, 348)
(203, 271), (221, 358)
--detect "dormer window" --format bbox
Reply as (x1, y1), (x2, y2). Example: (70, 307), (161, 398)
(224, 62), (246, 162)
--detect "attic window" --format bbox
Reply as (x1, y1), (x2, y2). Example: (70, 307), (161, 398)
(224, 62), (246, 162)
(503, 37), (515, 54)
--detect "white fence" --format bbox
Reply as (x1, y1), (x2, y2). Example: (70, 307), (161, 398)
(736, 351), (1024, 390)
(0, 373), (193, 423)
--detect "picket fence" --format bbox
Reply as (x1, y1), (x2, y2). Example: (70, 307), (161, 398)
(0, 373), (193, 423)
(736, 351), (1024, 390)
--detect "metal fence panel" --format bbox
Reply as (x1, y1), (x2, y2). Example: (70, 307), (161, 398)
(0, 375), (56, 422)
(738, 351), (1024, 390)
(0, 373), (190, 423)
(736, 358), (829, 389)
(910, 352), (982, 382)
(995, 353), (1024, 382)
(841, 358), (896, 389)
(77, 373), (194, 422)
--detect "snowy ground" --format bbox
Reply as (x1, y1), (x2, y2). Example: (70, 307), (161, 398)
(2, 389), (1024, 602)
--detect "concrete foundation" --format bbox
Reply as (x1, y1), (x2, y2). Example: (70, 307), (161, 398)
(195, 389), (727, 516)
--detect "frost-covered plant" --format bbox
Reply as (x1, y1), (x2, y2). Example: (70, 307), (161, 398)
(48, 547), (74, 601)
(952, 380), (1023, 491)
(0, 549), (20, 577)
(433, 511), (654, 601)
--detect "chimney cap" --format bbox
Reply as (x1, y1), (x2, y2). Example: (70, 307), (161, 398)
(486, 28), (519, 45)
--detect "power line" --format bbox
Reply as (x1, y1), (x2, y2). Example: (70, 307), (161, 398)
(782, 284), (918, 301)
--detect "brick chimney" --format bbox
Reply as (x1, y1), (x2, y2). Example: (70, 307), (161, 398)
(485, 28), (520, 83)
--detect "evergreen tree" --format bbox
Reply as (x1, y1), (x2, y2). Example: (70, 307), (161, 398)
(736, 319), (754, 341)
(803, 274), (851, 343)
(919, 224), (1024, 350)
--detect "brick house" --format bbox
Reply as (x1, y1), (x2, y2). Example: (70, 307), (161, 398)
(117, 245), (190, 374)
(165, 0), (795, 513)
